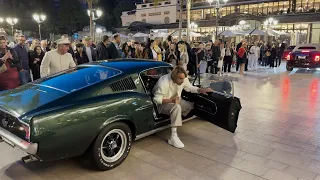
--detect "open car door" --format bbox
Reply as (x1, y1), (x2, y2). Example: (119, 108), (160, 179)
(183, 74), (241, 133)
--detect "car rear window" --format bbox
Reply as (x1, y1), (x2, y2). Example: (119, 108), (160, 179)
(298, 46), (316, 49)
(34, 66), (122, 93)
(287, 46), (295, 50)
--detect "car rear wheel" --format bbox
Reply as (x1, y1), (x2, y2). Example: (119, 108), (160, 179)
(92, 122), (132, 171)
(286, 65), (293, 71)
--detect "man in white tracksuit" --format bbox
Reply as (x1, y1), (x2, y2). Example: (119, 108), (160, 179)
(152, 67), (213, 148)
(248, 42), (260, 71)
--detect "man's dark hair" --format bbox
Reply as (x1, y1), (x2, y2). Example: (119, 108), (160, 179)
(171, 66), (187, 81)
(0, 36), (6, 41)
(102, 35), (109, 42)
(113, 34), (120, 40)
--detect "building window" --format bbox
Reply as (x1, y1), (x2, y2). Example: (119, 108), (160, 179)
(142, 19), (146, 23)
(150, 3), (154, 7)
(142, 5), (147, 8)
(141, 13), (146, 17)
(164, 17), (170, 24)
(149, 12), (161, 16)
(164, 11), (170, 15)
(165, 1), (171, 5)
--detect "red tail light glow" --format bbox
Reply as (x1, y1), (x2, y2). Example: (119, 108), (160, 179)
(21, 124), (30, 140)
(286, 54), (291, 61)
(315, 55), (320, 62)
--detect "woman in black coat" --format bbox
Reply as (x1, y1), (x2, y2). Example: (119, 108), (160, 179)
(29, 45), (44, 81)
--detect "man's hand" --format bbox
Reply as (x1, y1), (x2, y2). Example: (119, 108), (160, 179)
(170, 96), (180, 104)
(198, 88), (214, 95)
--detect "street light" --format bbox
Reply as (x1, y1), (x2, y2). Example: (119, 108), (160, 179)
(207, 0), (228, 39)
(96, 28), (103, 42)
(87, 9), (103, 42)
(33, 13), (46, 40)
(0, 18), (3, 24)
(264, 17), (278, 42)
(6, 17), (18, 36)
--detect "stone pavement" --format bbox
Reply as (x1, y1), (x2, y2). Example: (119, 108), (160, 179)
(1, 64), (320, 180)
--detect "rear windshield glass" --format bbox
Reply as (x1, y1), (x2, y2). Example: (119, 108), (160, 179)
(287, 46), (295, 50)
(298, 47), (316, 49)
(34, 66), (121, 93)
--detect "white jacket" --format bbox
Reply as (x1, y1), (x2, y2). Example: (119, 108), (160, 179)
(153, 73), (199, 105)
(40, 49), (76, 78)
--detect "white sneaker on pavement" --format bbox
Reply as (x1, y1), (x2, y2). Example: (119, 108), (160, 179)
(168, 134), (185, 148)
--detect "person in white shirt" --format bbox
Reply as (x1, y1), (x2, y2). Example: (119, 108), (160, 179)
(152, 67), (213, 148)
(248, 42), (260, 71)
(40, 38), (76, 77)
(218, 43), (225, 76)
(83, 36), (96, 62)
(178, 43), (189, 71)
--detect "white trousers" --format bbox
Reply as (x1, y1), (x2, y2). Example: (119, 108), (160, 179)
(248, 55), (258, 70)
(158, 100), (193, 127)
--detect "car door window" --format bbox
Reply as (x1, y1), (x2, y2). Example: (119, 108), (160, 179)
(140, 67), (172, 94)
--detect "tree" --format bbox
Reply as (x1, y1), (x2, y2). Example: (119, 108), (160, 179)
(113, 0), (136, 27)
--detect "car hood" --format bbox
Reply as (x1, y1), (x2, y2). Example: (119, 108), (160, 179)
(0, 84), (68, 121)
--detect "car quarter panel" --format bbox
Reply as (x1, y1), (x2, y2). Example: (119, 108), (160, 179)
(31, 92), (154, 161)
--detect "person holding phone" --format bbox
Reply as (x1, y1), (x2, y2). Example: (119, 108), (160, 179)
(29, 45), (44, 81)
(0, 36), (20, 90)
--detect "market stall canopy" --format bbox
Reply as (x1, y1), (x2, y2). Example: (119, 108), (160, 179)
(243, 29), (266, 36)
(112, 33), (129, 38)
(152, 32), (168, 38)
(268, 29), (289, 36)
(219, 30), (244, 37)
(170, 30), (202, 37)
(132, 32), (150, 38)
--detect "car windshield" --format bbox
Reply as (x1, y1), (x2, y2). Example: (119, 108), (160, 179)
(191, 73), (234, 97)
(287, 46), (295, 50)
(33, 66), (122, 93)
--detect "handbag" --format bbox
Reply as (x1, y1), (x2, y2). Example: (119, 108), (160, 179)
(0, 63), (7, 74)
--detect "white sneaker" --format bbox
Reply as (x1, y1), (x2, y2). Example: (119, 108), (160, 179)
(168, 134), (185, 148)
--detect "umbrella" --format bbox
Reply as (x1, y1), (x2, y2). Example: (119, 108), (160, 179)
(153, 32), (168, 38)
(170, 30), (201, 37)
(268, 30), (288, 36)
(113, 33), (128, 38)
(243, 29), (266, 36)
(219, 30), (242, 37)
(132, 32), (149, 38)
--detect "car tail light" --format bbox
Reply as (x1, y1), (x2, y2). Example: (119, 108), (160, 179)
(315, 55), (320, 62)
(21, 124), (30, 140)
(286, 54), (291, 61)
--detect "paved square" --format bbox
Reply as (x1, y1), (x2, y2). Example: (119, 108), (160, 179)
(1, 65), (320, 180)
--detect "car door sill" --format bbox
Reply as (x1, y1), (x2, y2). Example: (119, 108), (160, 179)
(135, 116), (197, 140)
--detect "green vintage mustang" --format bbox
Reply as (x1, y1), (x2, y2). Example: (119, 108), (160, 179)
(0, 59), (241, 170)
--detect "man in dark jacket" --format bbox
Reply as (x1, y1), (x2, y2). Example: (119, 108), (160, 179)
(208, 40), (221, 74)
(107, 34), (121, 59)
(96, 35), (110, 60)
(83, 36), (96, 62)
(14, 35), (30, 85)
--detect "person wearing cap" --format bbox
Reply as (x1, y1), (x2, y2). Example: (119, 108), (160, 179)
(61, 34), (75, 59)
(40, 38), (76, 78)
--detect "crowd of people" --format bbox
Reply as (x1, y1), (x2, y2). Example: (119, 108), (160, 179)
(0, 31), (287, 91)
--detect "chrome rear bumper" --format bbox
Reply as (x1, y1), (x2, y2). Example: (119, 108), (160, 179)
(0, 126), (38, 155)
